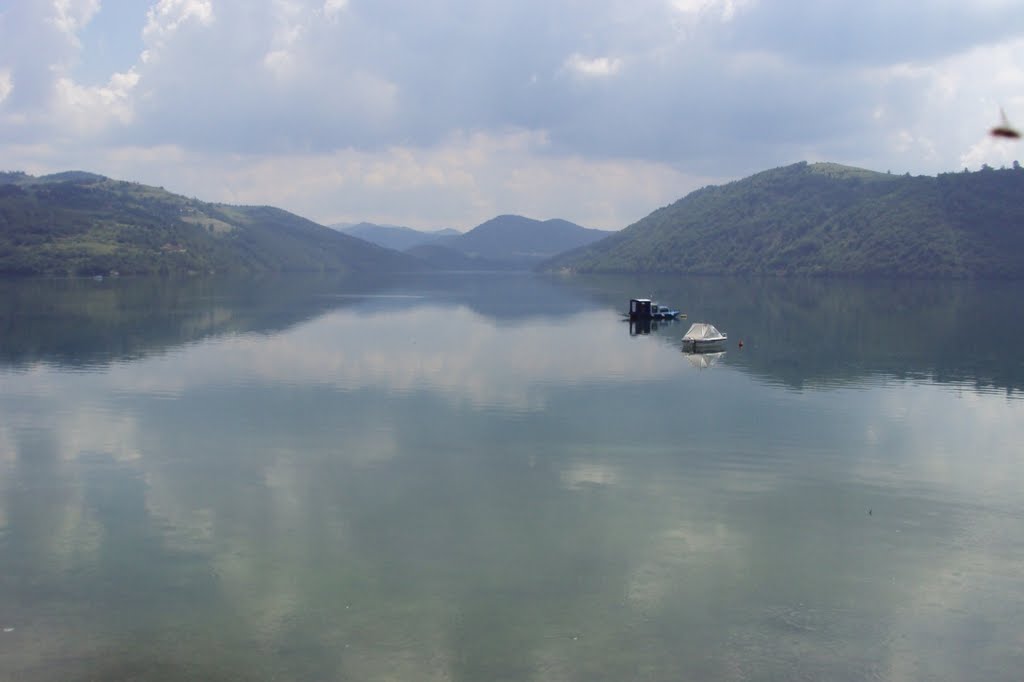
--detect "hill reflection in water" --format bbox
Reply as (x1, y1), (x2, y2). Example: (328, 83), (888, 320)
(2, 272), (1023, 681)
(3, 273), (1022, 396)
(561, 273), (1024, 396)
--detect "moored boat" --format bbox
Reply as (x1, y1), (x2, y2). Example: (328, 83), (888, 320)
(628, 298), (682, 320)
(682, 322), (727, 351)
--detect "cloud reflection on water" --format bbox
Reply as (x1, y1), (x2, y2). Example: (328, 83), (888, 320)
(5, 305), (692, 413)
(2, 278), (1024, 680)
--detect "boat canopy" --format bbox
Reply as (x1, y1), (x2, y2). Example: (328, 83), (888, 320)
(683, 323), (724, 340)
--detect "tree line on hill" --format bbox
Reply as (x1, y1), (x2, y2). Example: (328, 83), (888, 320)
(542, 162), (1024, 278)
(3, 162), (1024, 278)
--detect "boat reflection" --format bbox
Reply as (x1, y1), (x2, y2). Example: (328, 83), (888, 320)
(683, 350), (726, 369)
(628, 317), (682, 337)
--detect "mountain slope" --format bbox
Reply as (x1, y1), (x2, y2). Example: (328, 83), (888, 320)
(0, 172), (422, 276)
(335, 222), (458, 251)
(543, 162), (1024, 278)
(435, 214), (609, 268)
(404, 243), (519, 271)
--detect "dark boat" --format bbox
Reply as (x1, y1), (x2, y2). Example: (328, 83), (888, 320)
(628, 298), (681, 321)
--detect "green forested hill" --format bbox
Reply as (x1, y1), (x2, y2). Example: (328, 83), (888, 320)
(543, 162), (1024, 278)
(431, 215), (609, 268)
(0, 171), (421, 276)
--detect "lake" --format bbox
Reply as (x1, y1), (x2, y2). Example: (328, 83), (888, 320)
(1, 272), (1023, 681)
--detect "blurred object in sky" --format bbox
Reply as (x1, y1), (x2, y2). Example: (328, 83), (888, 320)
(990, 108), (1021, 139)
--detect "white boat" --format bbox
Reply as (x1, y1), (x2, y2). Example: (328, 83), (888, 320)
(682, 323), (727, 351)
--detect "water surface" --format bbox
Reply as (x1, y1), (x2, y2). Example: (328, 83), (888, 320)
(1, 273), (1023, 681)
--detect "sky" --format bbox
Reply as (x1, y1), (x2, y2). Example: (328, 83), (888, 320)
(1, 0), (1024, 231)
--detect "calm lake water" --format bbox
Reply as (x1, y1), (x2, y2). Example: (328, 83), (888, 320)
(1, 273), (1023, 681)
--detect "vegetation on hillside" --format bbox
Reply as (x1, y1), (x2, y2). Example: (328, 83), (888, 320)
(336, 222), (457, 251)
(403, 243), (519, 271)
(0, 172), (421, 276)
(543, 162), (1024, 278)
(432, 215), (609, 268)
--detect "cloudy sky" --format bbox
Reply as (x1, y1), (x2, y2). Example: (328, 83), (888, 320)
(2, 0), (1023, 230)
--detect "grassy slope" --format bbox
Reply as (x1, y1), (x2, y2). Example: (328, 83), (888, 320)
(0, 173), (420, 276)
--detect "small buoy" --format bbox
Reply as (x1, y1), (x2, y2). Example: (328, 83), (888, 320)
(738, 340), (744, 348)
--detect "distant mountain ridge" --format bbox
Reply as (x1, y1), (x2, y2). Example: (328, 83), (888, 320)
(417, 214), (610, 269)
(0, 172), (421, 276)
(334, 222), (459, 251)
(330, 216), (606, 270)
(543, 162), (1024, 278)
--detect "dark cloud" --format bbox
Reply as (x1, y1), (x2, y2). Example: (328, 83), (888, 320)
(105, 0), (1015, 176)
(725, 1), (1024, 67)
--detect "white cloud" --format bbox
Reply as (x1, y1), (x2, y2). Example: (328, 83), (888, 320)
(138, 129), (711, 230)
(262, 0), (308, 78)
(670, 0), (752, 22)
(270, 0), (305, 46)
(105, 143), (187, 163)
(51, 0), (101, 42)
(564, 53), (623, 79)
(960, 136), (1021, 171)
(861, 38), (1024, 172)
(53, 68), (139, 133)
(0, 68), (12, 103)
(263, 49), (295, 77)
(142, 0), (214, 45)
(322, 0), (348, 18)
(24, 127), (701, 230)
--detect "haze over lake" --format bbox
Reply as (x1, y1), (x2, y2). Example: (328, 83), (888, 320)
(1, 273), (1023, 681)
